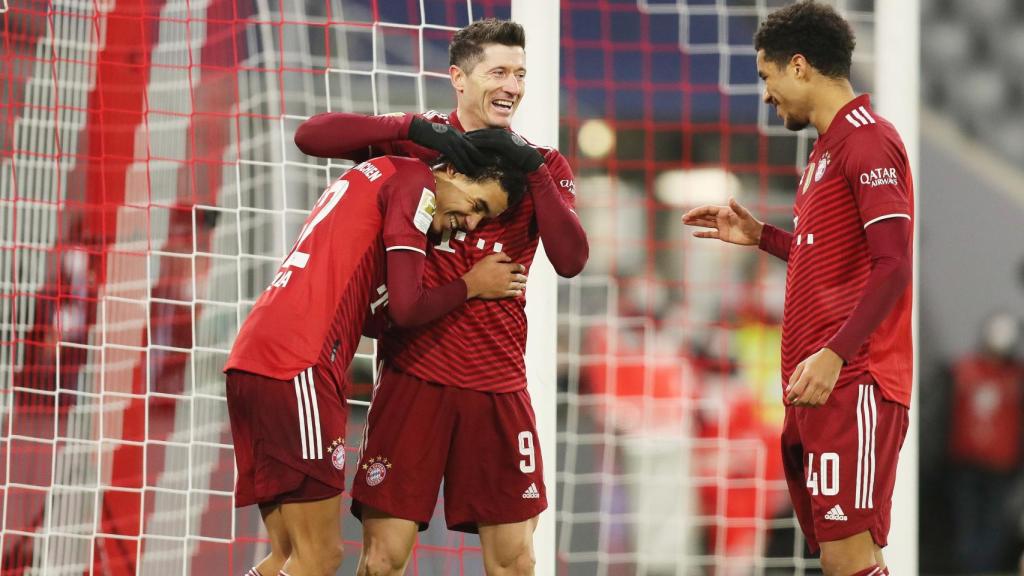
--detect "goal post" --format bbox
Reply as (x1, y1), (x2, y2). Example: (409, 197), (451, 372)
(511, 1), (561, 573)
(876, 0), (920, 574)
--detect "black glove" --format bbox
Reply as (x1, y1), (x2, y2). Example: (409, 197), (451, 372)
(463, 129), (545, 172)
(407, 116), (487, 175)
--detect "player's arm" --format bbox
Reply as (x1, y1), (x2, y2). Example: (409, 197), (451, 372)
(825, 217), (912, 360)
(380, 172), (526, 327)
(529, 151), (589, 277)
(293, 112), (410, 161)
(682, 198), (789, 259)
(386, 250), (527, 327)
(293, 112), (485, 173)
(462, 131), (589, 277)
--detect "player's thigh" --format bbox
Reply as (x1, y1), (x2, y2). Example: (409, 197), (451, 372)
(279, 493), (344, 556)
(259, 503), (292, 558)
(817, 530), (879, 576)
(444, 388), (547, 531)
(351, 366), (455, 526)
(359, 505), (419, 571)
(479, 516), (539, 572)
(796, 382), (908, 548)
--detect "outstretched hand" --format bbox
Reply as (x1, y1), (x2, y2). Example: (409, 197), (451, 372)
(407, 116), (487, 176)
(681, 198), (764, 246)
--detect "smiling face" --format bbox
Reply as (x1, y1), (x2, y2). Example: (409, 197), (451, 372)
(431, 165), (510, 234)
(756, 49), (812, 132)
(450, 43), (526, 131)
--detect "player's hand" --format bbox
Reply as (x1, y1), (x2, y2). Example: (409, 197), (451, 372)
(464, 129), (545, 172)
(681, 198), (764, 246)
(462, 252), (528, 300)
(785, 348), (844, 407)
(407, 116), (487, 175)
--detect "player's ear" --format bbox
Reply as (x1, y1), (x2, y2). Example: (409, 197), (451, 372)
(449, 65), (464, 93)
(790, 54), (808, 79)
(446, 162), (458, 178)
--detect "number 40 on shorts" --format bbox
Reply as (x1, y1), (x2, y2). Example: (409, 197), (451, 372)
(806, 452), (840, 496)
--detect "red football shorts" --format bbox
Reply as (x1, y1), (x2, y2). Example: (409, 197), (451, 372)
(226, 367), (348, 507)
(351, 364), (547, 532)
(781, 381), (909, 552)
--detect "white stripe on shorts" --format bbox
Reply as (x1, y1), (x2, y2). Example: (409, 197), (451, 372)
(294, 375), (309, 460)
(306, 367), (323, 459)
(856, 384), (877, 509)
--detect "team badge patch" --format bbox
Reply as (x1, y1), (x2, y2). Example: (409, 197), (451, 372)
(327, 437), (345, 471)
(814, 152), (831, 182)
(413, 188), (436, 234)
(363, 455), (392, 487)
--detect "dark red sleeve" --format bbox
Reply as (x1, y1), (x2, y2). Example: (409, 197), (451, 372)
(380, 160), (467, 327)
(293, 112), (413, 161)
(385, 250), (467, 327)
(758, 223), (792, 261)
(826, 217), (912, 361)
(531, 153), (588, 277)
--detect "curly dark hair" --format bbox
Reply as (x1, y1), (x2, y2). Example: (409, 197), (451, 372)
(754, 1), (856, 79)
(449, 18), (526, 71)
(435, 144), (528, 211)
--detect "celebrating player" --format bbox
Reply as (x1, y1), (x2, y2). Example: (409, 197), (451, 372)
(682, 2), (913, 575)
(223, 132), (529, 576)
(294, 18), (587, 576)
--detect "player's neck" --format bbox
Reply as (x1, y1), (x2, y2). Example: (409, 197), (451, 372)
(454, 106), (489, 132)
(810, 80), (856, 136)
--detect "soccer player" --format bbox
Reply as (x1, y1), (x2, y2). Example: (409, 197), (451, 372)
(223, 131), (530, 576)
(293, 18), (587, 576)
(682, 3), (913, 575)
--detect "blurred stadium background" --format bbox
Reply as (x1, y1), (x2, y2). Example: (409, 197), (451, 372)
(0, 0), (1022, 574)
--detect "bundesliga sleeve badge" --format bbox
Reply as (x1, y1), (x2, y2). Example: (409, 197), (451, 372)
(413, 188), (436, 234)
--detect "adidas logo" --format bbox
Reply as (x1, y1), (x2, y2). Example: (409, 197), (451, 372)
(522, 483), (540, 499)
(824, 504), (848, 522)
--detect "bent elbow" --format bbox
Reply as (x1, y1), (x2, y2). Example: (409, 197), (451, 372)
(293, 123), (315, 155)
(552, 245), (589, 279)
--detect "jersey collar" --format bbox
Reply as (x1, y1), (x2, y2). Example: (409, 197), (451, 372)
(449, 109), (465, 132)
(818, 93), (873, 146)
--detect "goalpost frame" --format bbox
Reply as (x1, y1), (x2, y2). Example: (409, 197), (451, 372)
(510, 0), (560, 572)
(876, 0), (919, 574)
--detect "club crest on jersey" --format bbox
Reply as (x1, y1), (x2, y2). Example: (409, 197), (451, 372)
(327, 437), (345, 471)
(814, 152), (831, 182)
(363, 455), (392, 486)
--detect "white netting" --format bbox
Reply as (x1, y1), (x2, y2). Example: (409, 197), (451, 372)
(1, 1), (513, 574)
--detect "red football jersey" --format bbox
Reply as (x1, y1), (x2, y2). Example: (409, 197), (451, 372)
(225, 156), (438, 384)
(782, 95), (914, 406)
(375, 110), (578, 393)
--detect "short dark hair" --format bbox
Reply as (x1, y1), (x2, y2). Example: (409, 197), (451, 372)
(754, 1), (856, 79)
(449, 18), (526, 71)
